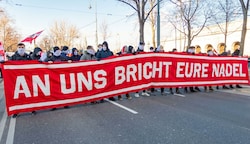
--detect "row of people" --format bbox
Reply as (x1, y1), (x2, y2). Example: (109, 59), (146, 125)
(8, 42), (243, 117)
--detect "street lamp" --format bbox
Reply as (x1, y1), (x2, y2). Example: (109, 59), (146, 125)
(157, 0), (160, 47)
(89, 0), (98, 46)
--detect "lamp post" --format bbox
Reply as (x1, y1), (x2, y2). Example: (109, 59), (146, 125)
(89, 0), (98, 46)
(157, 0), (160, 47)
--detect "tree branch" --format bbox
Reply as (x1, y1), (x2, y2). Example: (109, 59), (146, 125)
(117, 0), (138, 11)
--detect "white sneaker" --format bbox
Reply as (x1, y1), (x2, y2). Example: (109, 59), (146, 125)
(134, 93), (140, 97)
(142, 92), (150, 96)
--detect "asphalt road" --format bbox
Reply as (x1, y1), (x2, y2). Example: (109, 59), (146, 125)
(0, 80), (250, 144)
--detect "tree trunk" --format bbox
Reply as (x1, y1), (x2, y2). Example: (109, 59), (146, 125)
(139, 21), (145, 43)
(151, 25), (156, 48)
(224, 16), (228, 52)
(240, 14), (247, 56)
(239, 0), (249, 56)
(187, 20), (192, 50)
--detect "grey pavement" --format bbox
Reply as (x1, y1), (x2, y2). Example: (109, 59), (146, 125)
(0, 81), (250, 144)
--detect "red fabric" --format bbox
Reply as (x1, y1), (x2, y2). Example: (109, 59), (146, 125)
(0, 41), (4, 56)
(21, 30), (43, 43)
(2, 53), (249, 116)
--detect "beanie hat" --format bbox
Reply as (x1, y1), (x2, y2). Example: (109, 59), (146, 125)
(53, 46), (60, 52)
(33, 47), (42, 54)
(139, 42), (145, 45)
(62, 46), (69, 51)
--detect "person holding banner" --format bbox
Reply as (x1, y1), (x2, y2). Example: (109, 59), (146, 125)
(80, 45), (98, 103)
(70, 48), (81, 61)
(134, 42), (150, 97)
(0, 42), (5, 78)
(216, 51), (230, 89)
(9, 43), (35, 118)
(10, 43), (32, 61)
(61, 46), (70, 59)
(31, 47), (42, 61)
(151, 45), (165, 96)
(80, 46), (96, 61)
(96, 41), (116, 102)
(230, 48), (243, 88)
(46, 46), (71, 110)
(169, 48), (181, 94)
(116, 45), (134, 100)
(204, 50), (214, 92)
(184, 46), (198, 93)
(45, 46), (69, 62)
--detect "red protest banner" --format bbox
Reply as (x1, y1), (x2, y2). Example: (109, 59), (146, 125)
(2, 53), (249, 116)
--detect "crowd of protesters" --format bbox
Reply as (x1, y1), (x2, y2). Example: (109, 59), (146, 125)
(2, 41), (244, 118)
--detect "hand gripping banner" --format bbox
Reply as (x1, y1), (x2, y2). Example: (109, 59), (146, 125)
(2, 53), (249, 116)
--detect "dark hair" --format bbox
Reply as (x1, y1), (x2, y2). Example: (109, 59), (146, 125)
(172, 48), (177, 52)
(102, 41), (109, 49)
(189, 46), (195, 49)
(17, 43), (25, 47)
(53, 46), (60, 52)
(86, 45), (93, 50)
(62, 46), (69, 51)
(139, 42), (145, 45)
(72, 47), (78, 52)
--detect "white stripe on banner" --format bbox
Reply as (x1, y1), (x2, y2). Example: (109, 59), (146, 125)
(4, 53), (248, 70)
(8, 80), (248, 111)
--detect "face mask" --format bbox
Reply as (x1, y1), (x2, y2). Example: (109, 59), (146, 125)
(62, 50), (69, 54)
(131, 49), (135, 53)
(74, 51), (78, 55)
(36, 51), (42, 56)
(208, 51), (213, 56)
(17, 48), (25, 55)
(87, 49), (95, 55)
(54, 50), (61, 56)
(188, 49), (195, 53)
(103, 47), (107, 51)
(98, 47), (103, 51)
(139, 45), (144, 50)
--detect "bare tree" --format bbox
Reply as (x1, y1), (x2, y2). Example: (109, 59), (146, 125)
(49, 20), (79, 47)
(170, 0), (210, 51)
(38, 36), (53, 51)
(0, 8), (20, 52)
(213, 0), (240, 52)
(99, 20), (110, 41)
(117, 0), (163, 43)
(239, 0), (250, 56)
(149, 0), (157, 48)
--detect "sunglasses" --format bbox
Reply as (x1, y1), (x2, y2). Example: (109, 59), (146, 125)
(18, 47), (25, 48)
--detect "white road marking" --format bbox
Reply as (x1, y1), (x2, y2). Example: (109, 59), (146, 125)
(6, 117), (16, 144)
(104, 99), (138, 114)
(164, 91), (186, 97)
(174, 93), (186, 97)
(0, 111), (7, 142)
